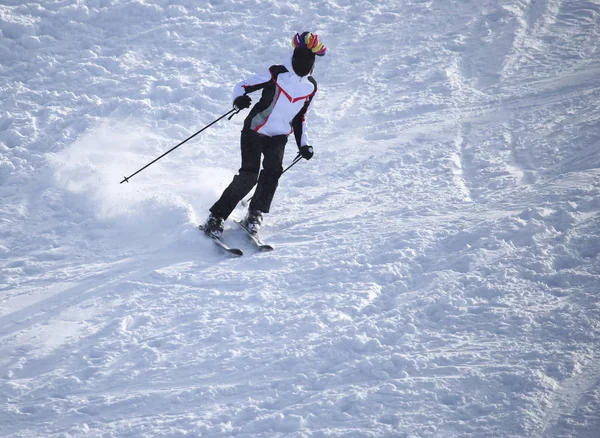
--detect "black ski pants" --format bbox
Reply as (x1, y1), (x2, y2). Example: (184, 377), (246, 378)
(209, 128), (287, 220)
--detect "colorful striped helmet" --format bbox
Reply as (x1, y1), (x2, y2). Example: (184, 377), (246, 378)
(292, 31), (327, 56)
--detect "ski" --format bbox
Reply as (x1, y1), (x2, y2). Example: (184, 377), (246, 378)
(198, 226), (243, 256)
(234, 220), (274, 251)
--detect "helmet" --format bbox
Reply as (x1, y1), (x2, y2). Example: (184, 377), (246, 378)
(292, 31), (327, 56)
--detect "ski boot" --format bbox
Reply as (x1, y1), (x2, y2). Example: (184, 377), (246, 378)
(202, 214), (224, 239)
(241, 209), (263, 235)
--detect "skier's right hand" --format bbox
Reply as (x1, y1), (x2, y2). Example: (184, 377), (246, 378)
(234, 95), (252, 110)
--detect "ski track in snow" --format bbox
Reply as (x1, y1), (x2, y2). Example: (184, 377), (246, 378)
(1, 0), (600, 437)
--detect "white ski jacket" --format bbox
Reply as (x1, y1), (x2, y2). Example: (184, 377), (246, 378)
(231, 56), (317, 148)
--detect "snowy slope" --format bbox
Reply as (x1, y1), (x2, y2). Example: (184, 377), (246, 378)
(1, 0), (600, 437)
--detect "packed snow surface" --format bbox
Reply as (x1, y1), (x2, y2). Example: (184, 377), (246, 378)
(1, 0), (600, 437)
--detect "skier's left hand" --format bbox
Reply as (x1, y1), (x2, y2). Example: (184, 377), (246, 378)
(299, 145), (314, 160)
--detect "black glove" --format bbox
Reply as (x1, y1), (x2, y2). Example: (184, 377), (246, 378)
(299, 145), (314, 160)
(234, 95), (252, 110)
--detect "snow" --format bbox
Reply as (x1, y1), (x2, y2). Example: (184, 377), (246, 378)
(1, 0), (599, 436)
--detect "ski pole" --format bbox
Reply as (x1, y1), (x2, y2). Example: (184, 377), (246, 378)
(241, 153), (303, 207)
(120, 108), (240, 184)
(281, 153), (304, 176)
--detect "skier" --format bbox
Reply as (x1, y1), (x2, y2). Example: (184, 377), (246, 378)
(202, 31), (327, 239)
